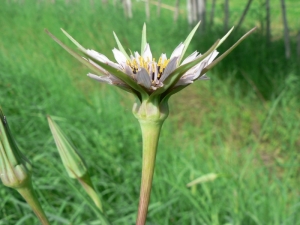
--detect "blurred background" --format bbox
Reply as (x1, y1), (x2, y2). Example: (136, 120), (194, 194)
(0, 0), (299, 224)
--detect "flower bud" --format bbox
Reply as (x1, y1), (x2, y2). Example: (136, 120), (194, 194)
(0, 108), (32, 189)
(47, 116), (87, 179)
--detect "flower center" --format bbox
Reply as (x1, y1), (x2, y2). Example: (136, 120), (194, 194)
(126, 56), (170, 80)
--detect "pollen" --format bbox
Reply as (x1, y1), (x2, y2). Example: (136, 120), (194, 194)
(126, 55), (170, 80)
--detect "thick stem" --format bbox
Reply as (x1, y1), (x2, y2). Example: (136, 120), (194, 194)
(136, 120), (162, 225)
(17, 183), (50, 225)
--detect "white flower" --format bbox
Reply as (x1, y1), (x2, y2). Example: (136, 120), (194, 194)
(46, 23), (256, 102)
(87, 41), (218, 91)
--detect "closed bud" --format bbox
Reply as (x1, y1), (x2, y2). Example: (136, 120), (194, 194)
(47, 116), (104, 211)
(0, 108), (32, 189)
(47, 116), (87, 179)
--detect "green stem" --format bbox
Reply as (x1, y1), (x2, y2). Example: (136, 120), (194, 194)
(17, 182), (50, 225)
(78, 173), (103, 212)
(136, 119), (163, 225)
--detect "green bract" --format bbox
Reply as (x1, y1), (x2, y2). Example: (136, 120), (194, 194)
(47, 116), (87, 179)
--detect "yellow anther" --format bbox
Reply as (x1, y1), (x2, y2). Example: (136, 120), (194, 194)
(159, 67), (163, 74)
(158, 57), (162, 65)
(126, 55), (170, 80)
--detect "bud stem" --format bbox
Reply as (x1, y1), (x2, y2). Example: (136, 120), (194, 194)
(135, 119), (163, 225)
(17, 182), (50, 225)
(78, 173), (103, 212)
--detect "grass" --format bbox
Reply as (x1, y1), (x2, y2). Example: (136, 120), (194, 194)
(0, 1), (299, 224)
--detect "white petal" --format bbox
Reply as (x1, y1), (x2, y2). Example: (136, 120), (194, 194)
(107, 61), (123, 70)
(207, 50), (219, 64)
(174, 78), (194, 87)
(182, 50), (219, 80)
(160, 53), (167, 61)
(184, 63), (205, 80)
(181, 51), (199, 65)
(134, 51), (141, 59)
(87, 50), (109, 62)
(159, 56), (178, 82)
(112, 48), (127, 65)
(194, 50), (219, 79)
(170, 43), (184, 59)
(136, 68), (152, 88)
(142, 43), (152, 60)
(124, 64), (134, 77)
(87, 49), (121, 70)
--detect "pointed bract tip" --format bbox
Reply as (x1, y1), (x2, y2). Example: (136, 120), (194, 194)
(61, 28), (71, 37)
(251, 26), (257, 32)
(60, 28), (67, 33)
(195, 21), (201, 29)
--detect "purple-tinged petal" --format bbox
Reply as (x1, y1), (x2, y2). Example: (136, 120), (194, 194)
(159, 56), (179, 82)
(124, 64), (134, 77)
(181, 51), (199, 65)
(192, 50), (219, 79)
(136, 68), (152, 88)
(170, 43), (184, 59)
(182, 50), (219, 80)
(183, 63), (205, 80)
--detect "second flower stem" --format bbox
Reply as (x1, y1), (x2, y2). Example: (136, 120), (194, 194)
(136, 120), (162, 225)
(17, 182), (50, 225)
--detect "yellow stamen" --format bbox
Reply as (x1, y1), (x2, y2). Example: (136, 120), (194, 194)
(126, 55), (170, 80)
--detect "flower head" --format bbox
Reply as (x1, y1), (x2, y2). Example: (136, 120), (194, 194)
(45, 23), (256, 106)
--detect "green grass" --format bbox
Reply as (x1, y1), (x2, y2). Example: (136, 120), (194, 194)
(0, 1), (299, 224)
